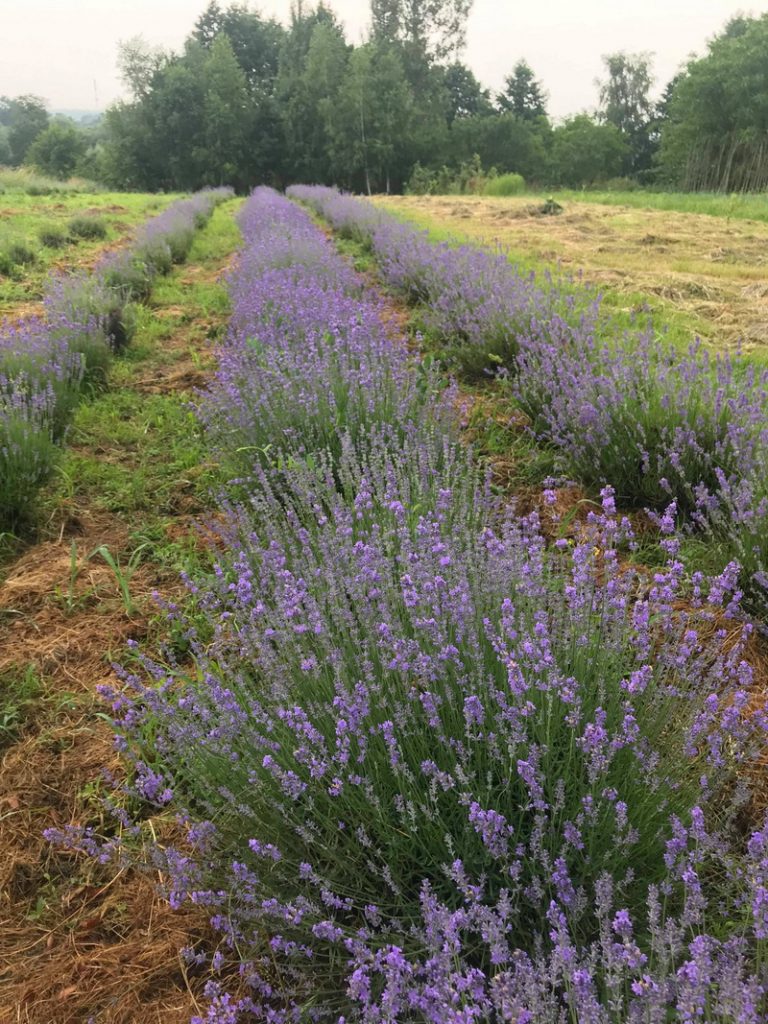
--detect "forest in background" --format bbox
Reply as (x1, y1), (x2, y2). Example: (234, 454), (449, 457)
(2, 0), (768, 195)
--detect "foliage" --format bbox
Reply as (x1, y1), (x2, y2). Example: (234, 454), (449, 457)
(657, 14), (768, 191)
(27, 121), (86, 180)
(0, 94), (49, 166)
(496, 59), (547, 121)
(67, 215), (108, 240)
(484, 171), (526, 196)
(550, 115), (629, 186)
(597, 52), (655, 176)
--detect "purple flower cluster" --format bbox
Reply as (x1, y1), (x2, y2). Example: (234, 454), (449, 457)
(290, 186), (768, 611)
(0, 187), (232, 527)
(55, 188), (768, 1021)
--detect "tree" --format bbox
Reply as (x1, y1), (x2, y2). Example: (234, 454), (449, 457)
(27, 120), (85, 179)
(657, 14), (768, 191)
(0, 126), (11, 165)
(451, 111), (551, 180)
(202, 35), (250, 186)
(370, 0), (474, 60)
(0, 95), (49, 166)
(276, 12), (350, 183)
(193, 2), (285, 94)
(497, 60), (547, 121)
(443, 62), (492, 123)
(597, 52), (654, 175)
(332, 41), (415, 192)
(550, 114), (628, 186)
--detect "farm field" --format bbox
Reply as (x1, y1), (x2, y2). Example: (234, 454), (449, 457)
(373, 193), (768, 355)
(4, 183), (768, 1022)
(0, 190), (180, 319)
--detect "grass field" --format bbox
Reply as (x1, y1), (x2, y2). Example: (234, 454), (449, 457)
(555, 188), (768, 222)
(374, 193), (768, 356)
(0, 191), (180, 318)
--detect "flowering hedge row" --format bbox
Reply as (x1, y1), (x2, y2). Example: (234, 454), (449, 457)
(0, 187), (232, 528)
(288, 185), (768, 616)
(55, 188), (768, 1022)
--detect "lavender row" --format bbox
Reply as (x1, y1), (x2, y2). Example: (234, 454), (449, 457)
(290, 185), (768, 615)
(56, 188), (768, 1022)
(196, 187), (453, 480)
(0, 187), (232, 528)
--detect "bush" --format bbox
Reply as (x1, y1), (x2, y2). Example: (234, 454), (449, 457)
(484, 172), (527, 196)
(0, 385), (59, 528)
(38, 226), (68, 249)
(67, 215), (108, 241)
(0, 241), (37, 275)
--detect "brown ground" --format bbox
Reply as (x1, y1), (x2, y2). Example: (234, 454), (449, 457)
(373, 194), (768, 355)
(0, 248), (232, 1022)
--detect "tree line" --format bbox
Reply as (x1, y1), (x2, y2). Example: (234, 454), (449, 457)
(3, 2), (768, 194)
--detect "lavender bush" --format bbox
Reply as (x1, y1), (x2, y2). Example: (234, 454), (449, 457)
(95, 482), (768, 1023)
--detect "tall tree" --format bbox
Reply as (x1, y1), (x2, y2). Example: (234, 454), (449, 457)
(202, 35), (250, 185)
(496, 60), (547, 121)
(193, 2), (285, 94)
(597, 52), (654, 175)
(331, 41), (414, 192)
(443, 62), (493, 123)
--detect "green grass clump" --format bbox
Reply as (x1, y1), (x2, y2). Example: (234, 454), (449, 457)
(0, 240), (37, 275)
(68, 215), (108, 241)
(484, 172), (526, 197)
(38, 225), (69, 249)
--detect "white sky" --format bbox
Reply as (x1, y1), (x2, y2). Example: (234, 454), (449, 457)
(0, 0), (761, 118)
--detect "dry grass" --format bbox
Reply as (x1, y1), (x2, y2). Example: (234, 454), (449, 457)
(373, 194), (768, 355)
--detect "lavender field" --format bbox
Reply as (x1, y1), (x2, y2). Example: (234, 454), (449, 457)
(24, 186), (763, 1022)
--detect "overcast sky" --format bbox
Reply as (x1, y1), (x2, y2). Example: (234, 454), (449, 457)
(0, 0), (760, 118)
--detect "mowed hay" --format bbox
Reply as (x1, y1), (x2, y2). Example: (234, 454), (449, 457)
(374, 193), (768, 353)
(0, 510), (211, 1022)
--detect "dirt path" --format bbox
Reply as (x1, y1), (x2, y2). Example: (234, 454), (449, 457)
(0, 206), (239, 1023)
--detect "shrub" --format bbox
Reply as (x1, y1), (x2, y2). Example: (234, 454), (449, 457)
(95, 481), (768, 1022)
(0, 383), (58, 528)
(0, 240), (37, 274)
(67, 215), (108, 241)
(484, 172), (526, 196)
(38, 225), (68, 249)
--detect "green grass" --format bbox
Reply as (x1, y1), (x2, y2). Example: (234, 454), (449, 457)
(551, 188), (768, 222)
(0, 189), (184, 316)
(41, 201), (240, 550)
(0, 664), (42, 750)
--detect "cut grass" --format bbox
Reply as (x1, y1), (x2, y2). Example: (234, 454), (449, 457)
(372, 193), (768, 360)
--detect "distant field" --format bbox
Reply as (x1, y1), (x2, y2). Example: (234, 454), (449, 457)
(0, 190), (180, 318)
(373, 193), (768, 356)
